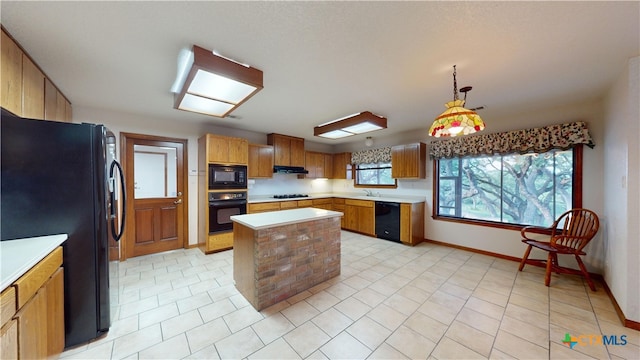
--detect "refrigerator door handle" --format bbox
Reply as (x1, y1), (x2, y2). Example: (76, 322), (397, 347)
(109, 160), (126, 241)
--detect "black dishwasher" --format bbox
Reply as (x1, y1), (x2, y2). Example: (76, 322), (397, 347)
(375, 201), (401, 242)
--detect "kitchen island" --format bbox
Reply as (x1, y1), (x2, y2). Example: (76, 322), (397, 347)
(231, 208), (342, 311)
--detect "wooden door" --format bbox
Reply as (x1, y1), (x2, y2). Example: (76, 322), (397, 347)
(121, 133), (188, 259)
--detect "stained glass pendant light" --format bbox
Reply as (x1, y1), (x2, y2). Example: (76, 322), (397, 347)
(429, 65), (485, 137)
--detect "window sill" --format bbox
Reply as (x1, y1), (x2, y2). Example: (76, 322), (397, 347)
(432, 215), (554, 235)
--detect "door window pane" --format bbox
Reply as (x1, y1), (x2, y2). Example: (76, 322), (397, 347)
(134, 145), (177, 199)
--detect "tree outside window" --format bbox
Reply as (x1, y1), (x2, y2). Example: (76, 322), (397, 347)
(436, 149), (575, 227)
(355, 162), (395, 186)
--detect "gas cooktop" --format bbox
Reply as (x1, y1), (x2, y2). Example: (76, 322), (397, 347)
(273, 194), (309, 199)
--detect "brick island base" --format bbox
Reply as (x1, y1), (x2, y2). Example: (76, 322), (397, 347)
(232, 213), (341, 311)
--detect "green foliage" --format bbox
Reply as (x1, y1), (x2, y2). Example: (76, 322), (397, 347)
(356, 162), (394, 185)
(438, 150), (573, 227)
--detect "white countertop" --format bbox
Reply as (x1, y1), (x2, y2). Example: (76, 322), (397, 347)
(231, 207), (343, 230)
(1, 234), (67, 292)
(248, 192), (426, 204)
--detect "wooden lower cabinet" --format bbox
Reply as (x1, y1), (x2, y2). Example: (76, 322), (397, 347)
(1, 246), (64, 360)
(311, 198), (332, 210)
(248, 202), (280, 213)
(279, 201), (297, 210)
(1, 286), (18, 360)
(400, 202), (425, 246)
(0, 319), (18, 359)
(205, 232), (234, 253)
(343, 199), (375, 236)
(46, 268), (65, 356)
(16, 287), (47, 359)
(332, 198), (345, 228)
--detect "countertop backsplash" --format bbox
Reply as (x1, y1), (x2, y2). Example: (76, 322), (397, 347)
(248, 175), (429, 198)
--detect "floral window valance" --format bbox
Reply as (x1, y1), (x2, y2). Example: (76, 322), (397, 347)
(429, 121), (595, 159)
(351, 146), (392, 164)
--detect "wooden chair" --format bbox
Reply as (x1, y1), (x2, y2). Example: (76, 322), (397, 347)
(518, 208), (600, 291)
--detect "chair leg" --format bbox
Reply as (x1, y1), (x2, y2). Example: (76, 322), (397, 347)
(551, 253), (560, 274)
(519, 245), (532, 271)
(575, 255), (596, 291)
(545, 252), (553, 286)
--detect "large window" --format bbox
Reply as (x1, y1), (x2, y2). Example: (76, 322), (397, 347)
(355, 162), (395, 186)
(435, 147), (582, 228)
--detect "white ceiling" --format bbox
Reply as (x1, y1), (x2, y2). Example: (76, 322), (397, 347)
(2, 1), (638, 145)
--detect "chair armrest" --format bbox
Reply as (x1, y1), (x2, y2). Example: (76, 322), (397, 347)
(521, 225), (551, 241)
(550, 234), (590, 251)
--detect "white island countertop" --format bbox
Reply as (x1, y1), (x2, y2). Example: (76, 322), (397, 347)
(231, 208), (343, 230)
(1, 234), (67, 292)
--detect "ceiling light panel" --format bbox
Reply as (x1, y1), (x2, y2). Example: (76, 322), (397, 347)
(314, 111), (387, 139)
(173, 45), (263, 118)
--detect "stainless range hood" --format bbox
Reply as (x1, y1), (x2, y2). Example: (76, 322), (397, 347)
(273, 165), (309, 174)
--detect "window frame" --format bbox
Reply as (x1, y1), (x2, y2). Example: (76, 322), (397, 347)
(353, 162), (397, 188)
(431, 145), (583, 232)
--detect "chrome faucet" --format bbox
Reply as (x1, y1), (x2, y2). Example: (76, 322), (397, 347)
(363, 189), (373, 196)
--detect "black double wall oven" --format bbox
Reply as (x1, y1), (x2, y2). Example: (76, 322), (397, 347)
(208, 164), (248, 234)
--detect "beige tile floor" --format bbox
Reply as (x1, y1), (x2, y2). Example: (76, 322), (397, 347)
(61, 231), (640, 359)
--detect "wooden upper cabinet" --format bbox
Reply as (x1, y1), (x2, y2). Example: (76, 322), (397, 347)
(43, 74), (72, 123)
(271, 135), (290, 166)
(228, 137), (249, 164)
(22, 55), (45, 119)
(391, 142), (426, 179)
(305, 151), (334, 179)
(248, 144), (274, 178)
(206, 134), (248, 165)
(332, 152), (352, 180)
(1, 29), (23, 116)
(290, 137), (305, 167)
(323, 153), (333, 179)
(2, 28), (72, 121)
(305, 151), (319, 178)
(267, 133), (305, 167)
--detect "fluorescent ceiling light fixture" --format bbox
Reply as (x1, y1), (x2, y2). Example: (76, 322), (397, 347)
(314, 111), (387, 139)
(172, 45), (263, 118)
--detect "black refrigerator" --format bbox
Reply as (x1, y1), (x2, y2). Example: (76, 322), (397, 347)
(1, 108), (125, 348)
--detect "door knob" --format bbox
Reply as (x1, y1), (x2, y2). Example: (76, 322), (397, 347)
(174, 199), (182, 204)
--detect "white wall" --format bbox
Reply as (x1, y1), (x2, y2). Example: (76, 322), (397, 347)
(603, 56), (639, 323)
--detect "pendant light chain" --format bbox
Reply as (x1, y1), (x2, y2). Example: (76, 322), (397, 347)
(452, 65), (459, 101)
